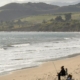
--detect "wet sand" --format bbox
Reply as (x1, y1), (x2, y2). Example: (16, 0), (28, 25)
(0, 54), (80, 80)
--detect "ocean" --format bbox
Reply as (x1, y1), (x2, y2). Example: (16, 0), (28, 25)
(0, 32), (80, 74)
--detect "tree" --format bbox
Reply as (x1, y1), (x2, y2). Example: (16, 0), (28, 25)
(8, 25), (14, 29)
(55, 16), (63, 21)
(50, 18), (54, 21)
(17, 19), (22, 27)
(42, 19), (46, 23)
(65, 13), (72, 21)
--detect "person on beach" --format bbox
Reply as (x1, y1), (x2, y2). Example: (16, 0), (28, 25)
(66, 68), (68, 75)
(66, 74), (72, 80)
(57, 66), (67, 80)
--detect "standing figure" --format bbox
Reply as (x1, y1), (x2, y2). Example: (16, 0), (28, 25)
(57, 66), (66, 80)
(67, 74), (72, 80)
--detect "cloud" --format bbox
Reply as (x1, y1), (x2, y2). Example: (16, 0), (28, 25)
(0, 0), (80, 6)
(15, 0), (80, 6)
(13, 0), (80, 3)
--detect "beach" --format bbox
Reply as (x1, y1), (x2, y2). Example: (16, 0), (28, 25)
(0, 32), (80, 80)
(0, 54), (80, 80)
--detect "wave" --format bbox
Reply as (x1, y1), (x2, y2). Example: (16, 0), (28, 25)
(12, 43), (30, 47)
(0, 48), (4, 51)
(6, 45), (13, 47)
(64, 38), (70, 40)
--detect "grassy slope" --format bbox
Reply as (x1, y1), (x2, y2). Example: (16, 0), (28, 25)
(0, 12), (80, 31)
(21, 14), (58, 23)
(72, 12), (80, 20)
(20, 12), (80, 23)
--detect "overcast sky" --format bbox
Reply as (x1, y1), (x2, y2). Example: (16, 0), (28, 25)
(0, 0), (80, 7)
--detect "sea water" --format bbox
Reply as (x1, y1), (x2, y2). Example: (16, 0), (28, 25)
(0, 32), (80, 74)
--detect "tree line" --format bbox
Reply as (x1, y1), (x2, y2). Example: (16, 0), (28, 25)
(0, 13), (80, 31)
(55, 13), (72, 21)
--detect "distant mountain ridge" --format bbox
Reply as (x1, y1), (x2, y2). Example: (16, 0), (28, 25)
(0, 2), (58, 10)
(0, 2), (80, 21)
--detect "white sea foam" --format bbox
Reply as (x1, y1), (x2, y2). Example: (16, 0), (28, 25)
(12, 43), (30, 47)
(64, 38), (70, 40)
(0, 32), (80, 74)
(0, 48), (4, 51)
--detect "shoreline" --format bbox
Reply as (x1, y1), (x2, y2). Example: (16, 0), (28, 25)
(0, 53), (80, 76)
(0, 53), (80, 80)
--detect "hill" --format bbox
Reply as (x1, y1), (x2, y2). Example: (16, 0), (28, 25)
(0, 2), (59, 21)
(0, 2), (80, 21)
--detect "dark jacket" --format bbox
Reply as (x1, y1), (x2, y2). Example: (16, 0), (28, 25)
(60, 68), (66, 76)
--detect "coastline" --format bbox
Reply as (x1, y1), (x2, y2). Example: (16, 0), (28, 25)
(0, 53), (80, 80)
(1, 53), (80, 75)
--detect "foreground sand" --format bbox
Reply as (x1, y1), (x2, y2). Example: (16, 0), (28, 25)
(0, 55), (80, 80)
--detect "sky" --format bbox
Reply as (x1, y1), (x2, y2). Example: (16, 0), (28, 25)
(0, 0), (80, 7)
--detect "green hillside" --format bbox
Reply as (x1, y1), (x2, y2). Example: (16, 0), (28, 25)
(0, 2), (80, 31)
(0, 13), (80, 31)
(0, 2), (80, 21)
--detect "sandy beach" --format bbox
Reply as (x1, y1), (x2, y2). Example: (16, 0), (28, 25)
(0, 55), (80, 80)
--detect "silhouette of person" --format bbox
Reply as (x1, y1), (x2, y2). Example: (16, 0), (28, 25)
(57, 66), (66, 80)
(67, 74), (72, 80)
(65, 68), (68, 75)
